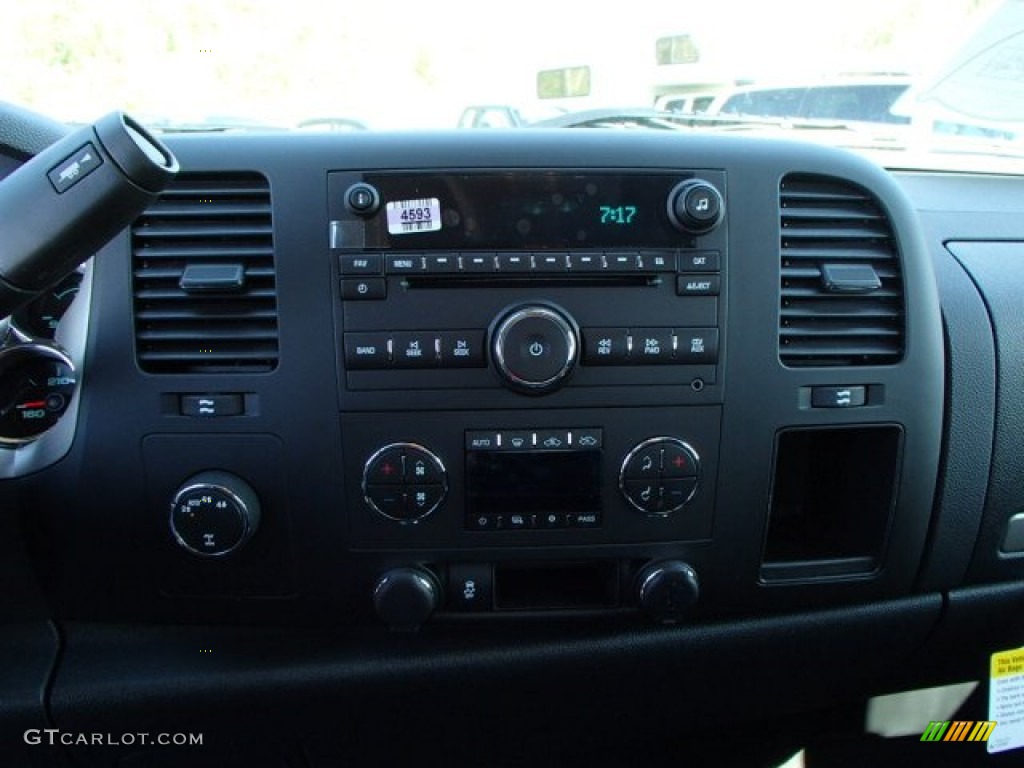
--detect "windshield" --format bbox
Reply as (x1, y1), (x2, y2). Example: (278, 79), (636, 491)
(0, 0), (1015, 169)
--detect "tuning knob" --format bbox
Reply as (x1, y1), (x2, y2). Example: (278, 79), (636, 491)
(169, 471), (261, 557)
(667, 179), (724, 234)
(491, 304), (579, 394)
(635, 561), (699, 624)
(374, 567), (441, 631)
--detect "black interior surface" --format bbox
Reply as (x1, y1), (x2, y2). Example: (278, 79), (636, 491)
(3, 121), (1024, 766)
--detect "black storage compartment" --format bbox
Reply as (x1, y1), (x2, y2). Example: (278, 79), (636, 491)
(761, 425), (903, 581)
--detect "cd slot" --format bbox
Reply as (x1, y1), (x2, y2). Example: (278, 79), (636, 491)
(403, 275), (661, 290)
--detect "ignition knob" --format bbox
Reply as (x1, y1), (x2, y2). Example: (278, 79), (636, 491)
(169, 471), (261, 557)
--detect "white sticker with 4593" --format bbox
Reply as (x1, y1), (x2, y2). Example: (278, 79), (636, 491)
(386, 198), (442, 235)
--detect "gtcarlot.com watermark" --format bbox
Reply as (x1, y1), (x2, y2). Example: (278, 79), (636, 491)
(25, 729), (202, 747)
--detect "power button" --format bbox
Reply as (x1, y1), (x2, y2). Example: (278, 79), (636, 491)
(492, 305), (579, 394)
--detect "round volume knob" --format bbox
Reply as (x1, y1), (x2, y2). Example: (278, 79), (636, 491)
(667, 179), (724, 233)
(169, 471), (261, 557)
(636, 561), (699, 624)
(374, 567), (440, 631)
(491, 305), (578, 394)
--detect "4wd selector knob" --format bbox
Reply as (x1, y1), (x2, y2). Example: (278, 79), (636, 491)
(169, 471), (261, 557)
(667, 179), (724, 234)
(491, 305), (578, 394)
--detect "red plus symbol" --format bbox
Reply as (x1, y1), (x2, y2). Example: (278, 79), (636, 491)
(673, 455), (686, 469)
(381, 462), (395, 475)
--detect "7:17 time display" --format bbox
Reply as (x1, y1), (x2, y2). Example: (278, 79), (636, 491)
(599, 205), (638, 225)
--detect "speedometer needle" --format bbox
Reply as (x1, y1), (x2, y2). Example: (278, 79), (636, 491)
(16, 401), (46, 409)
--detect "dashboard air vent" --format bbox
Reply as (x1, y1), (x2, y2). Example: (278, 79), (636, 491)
(132, 173), (278, 373)
(779, 174), (904, 367)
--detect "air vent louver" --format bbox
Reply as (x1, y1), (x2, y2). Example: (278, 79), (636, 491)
(132, 173), (278, 373)
(779, 174), (904, 367)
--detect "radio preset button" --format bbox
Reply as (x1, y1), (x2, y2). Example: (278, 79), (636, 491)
(492, 305), (578, 394)
(462, 253), (496, 272)
(606, 252), (640, 271)
(425, 253), (459, 273)
(534, 252), (568, 272)
(497, 253), (532, 272)
(567, 253), (603, 271)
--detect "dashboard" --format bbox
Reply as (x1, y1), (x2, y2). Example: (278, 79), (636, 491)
(3, 118), (1024, 766)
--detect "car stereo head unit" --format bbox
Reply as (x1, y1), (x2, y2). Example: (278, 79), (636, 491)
(327, 168), (727, 405)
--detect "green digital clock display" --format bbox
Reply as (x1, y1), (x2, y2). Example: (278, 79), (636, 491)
(599, 205), (638, 225)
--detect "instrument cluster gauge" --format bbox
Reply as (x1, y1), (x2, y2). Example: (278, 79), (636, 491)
(0, 344), (77, 445)
(11, 271), (83, 340)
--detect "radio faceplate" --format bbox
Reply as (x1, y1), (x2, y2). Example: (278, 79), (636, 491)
(329, 169), (727, 408)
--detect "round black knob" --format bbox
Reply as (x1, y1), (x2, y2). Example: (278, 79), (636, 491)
(373, 567), (440, 631)
(491, 305), (578, 394)
(636, 561), (699, 624)
(169, 471), (261, 557)
(345, 182), (380, 215)
(667, 180), (724, 234)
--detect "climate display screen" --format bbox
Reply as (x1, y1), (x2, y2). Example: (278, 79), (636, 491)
(465, 450), (601, 518)
(362, 172), (688, 249)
